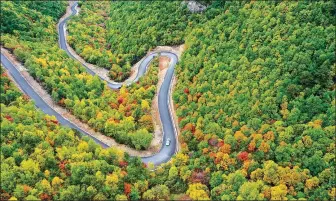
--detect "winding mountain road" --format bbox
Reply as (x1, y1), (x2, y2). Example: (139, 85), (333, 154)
(1, 1), (178, 165)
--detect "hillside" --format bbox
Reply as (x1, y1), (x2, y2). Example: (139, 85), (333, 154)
(172, 1), (335, 200)
(1, 1), (335, 200)
(1, 1), (160, 150)
(0, 66), (151, 200)
(67, 1), (222, 81)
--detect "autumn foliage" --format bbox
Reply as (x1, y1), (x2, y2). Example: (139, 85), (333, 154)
(1, 0), (335, 200)
(237, 152), (249, 161)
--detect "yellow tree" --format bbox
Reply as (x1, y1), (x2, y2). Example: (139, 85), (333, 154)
(263, 160), (280, 185)
(186, 183), (210, 201)
(237, 181), (264, 200)
(270, 184), (288, 200)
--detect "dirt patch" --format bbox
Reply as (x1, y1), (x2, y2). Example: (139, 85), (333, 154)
(159, 57), (170, 71)
(151, 45), (185, 60)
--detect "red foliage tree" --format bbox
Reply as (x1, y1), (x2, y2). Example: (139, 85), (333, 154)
(209, 152), (216, 158)
(58, 98), (65, 106)
(22, 95), (30, 101)
(208, 138), (218, 146)
(217, 141), (224, 147)
(58, 160), (67, 172)
(110, 102), (118, 109)
(50, 119), (59, 125)
(119, 161), (128, 167)
(184, 88), (190, 94)
(118, 97), (124, 104)
(39, 193), (51, 201)
(183, 123), (195, 133)
(190, 171), (209, 185)
(0, 192), (10, 201)
(4, 115), (13, 122)
(237, 151), (249, 161)
(124, 183), (132, 196)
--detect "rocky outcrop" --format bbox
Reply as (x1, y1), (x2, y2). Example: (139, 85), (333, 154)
(182, 1), (207, 13)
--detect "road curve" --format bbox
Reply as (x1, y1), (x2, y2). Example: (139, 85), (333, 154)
(1, 53), (109, 149)
(1, 1), (179, 165)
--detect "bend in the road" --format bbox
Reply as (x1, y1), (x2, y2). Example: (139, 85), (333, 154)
(0, 53), (109, 149)
(1, 1), (179, 166)
(1, 1), (179, 165)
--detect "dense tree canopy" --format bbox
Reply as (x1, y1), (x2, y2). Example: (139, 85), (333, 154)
(67, 1), (221, 81)
(171, 1), (335, 200)
(0, 67), (154, 200)
(0, 1), (66, 38)
(1, 1), (335, 200)
(1, 1), (162, 150)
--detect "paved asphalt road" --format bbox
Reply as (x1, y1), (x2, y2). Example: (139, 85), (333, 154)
(1, 1), (179, 165)
(1, 53), (109, 149)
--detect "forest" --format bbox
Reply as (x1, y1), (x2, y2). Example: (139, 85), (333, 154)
(67, 1), (223, 81)
(171, 1), (335, 200)
(1, 0), (335, 200)
(1, 1), (67, 35)
(1, 0), (160, 150)
(67, 1), (191, 81)
(1, 66), (154, 200)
